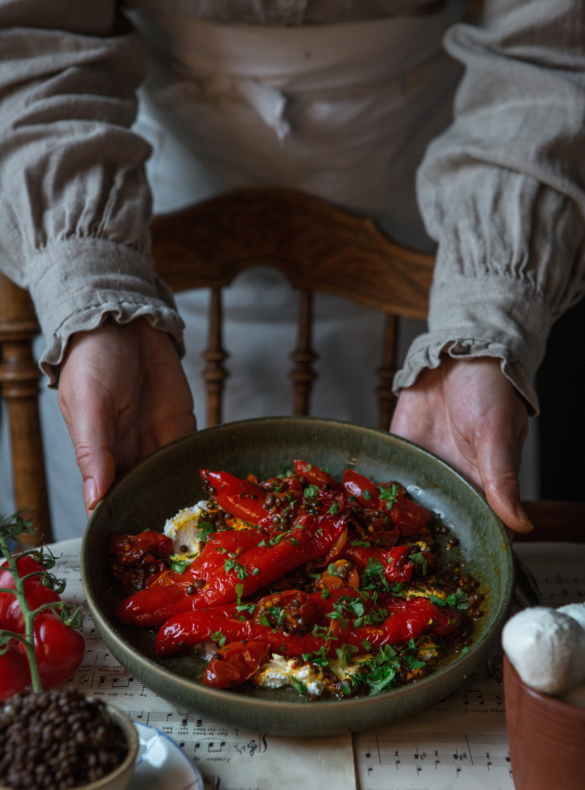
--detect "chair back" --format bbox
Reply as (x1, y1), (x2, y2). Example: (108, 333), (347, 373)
(151, 188), (434, 428)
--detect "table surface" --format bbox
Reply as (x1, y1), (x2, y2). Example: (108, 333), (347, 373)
(50, 507), (585, 790)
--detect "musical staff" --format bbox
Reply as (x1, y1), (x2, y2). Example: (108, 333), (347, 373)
(50, 540), (355, 790)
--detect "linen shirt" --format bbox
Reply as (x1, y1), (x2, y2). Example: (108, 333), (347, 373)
(0, 0), (584, 414)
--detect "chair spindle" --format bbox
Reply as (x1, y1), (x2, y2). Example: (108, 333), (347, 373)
(0, 274), (52, 544)
(290, 290), (318, 416)
(376, 313), (399, 431)
(201, 287), (229, 428)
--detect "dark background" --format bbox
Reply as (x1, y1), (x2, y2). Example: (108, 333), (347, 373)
(537, 296), (585, 501)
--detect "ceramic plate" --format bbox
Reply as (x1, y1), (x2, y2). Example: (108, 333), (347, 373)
(128, 723), (203, 790)
(82, 417), (513, 736)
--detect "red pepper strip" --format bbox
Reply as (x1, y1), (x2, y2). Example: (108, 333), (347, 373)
(149, 529), (265, 589)
(389, 497), (432, 535)
(0, 556), (61, 633)
(184, 513), (347, 609)
(202, 641), (271, 689)
(342, 469), (379, 509)
(293, 460), (340, 490)
(156, 596), (452, 657)
(118, 514), (347, 627)
(344, 544), (415, 584)
(116, 530), (265, 627)
(201, 470), (267, 525)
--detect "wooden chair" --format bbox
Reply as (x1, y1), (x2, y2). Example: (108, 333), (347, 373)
(0, 188), (435, 543)
(150, 189), (434, 428)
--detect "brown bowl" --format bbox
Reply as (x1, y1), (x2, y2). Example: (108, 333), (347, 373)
(0, 702), (138, 790)
(504, 654), (585, 790)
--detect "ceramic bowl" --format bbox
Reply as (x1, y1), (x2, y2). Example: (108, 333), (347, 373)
(82, 417), (513, 736)
(504, 655), (585, 790)
(0, 703), (138, 790)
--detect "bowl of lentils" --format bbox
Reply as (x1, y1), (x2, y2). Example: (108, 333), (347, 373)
(0, 688), (138, 790)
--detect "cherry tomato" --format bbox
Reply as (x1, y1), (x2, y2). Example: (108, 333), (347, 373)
(22, 612), (85, 688)
(0, 642), (31, 700)
(202, 641), (270, 689)
(0, 556), (61, 633)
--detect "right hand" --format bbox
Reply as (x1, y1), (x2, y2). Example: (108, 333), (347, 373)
(391, 356), (533, 534)
(58, 318), (197, 516)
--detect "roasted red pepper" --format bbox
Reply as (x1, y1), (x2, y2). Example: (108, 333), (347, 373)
(293, 460), (340, 490)
(109, 531), (172, 592)
(156, 594), (456, 657)
(201, 470), (267, 525)
(344, 544), (417, 584)
(117, 512), (348, 627)
(388, 497), (432, 535)
(202, 641), (270, 689)
(342, 469), (379, 509)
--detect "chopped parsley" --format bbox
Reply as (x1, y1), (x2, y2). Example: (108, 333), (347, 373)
(321, 589), (332, 599)
(209, 630), (227, 648)
(224, 559), (249, 580)
(279, 464), (294, 478)
(302, 646), (329, 667)
(378, 483), (400, 505)
(303, 484), (320, 499)
(428, 593), (447, 607)
(361, 489), (372, 502)
(290, 677), (308, 695)
(355, 645), (401, 696)
(311, 624), (332, 639)
(410, 551), (427, 575)
(446, 589), (469, 610)
(197, 521), (216, 541)
(336, 643), (359, 669)
(169, 558), (192, 574)
(328, 503), (340, 514)
(351, 539), (371, 547)
(360, 557), (390, 592)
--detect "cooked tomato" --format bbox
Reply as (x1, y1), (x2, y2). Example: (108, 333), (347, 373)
(201, 641), (270, 689)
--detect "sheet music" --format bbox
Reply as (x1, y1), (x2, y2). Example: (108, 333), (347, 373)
(50, 539), (585, 790)
(51, 540), (356, 790)
(355, 542), (585, 790)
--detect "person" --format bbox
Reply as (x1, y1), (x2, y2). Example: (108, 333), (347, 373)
(0, 0), (584, 535)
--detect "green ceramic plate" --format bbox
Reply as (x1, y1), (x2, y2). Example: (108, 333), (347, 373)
(81, 417), (513, 736)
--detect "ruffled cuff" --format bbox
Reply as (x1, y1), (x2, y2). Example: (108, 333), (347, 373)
(27, 238), (185, 387)
(393, 274), (554, 416)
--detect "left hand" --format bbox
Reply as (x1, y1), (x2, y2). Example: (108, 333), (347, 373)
(390, 356), (533, 533)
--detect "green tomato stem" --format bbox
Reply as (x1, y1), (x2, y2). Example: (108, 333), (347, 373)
(0, 534), (43, 693)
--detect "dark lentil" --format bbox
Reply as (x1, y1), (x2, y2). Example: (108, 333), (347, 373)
(0, 688), (128, 790)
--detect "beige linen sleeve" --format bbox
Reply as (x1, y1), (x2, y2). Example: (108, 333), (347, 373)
(0, 0), (184, 386)
(395, 0), (585, 414)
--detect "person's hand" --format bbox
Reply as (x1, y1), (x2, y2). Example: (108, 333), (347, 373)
(58, 318), (197, 516)
(390, 356), (533, 533)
